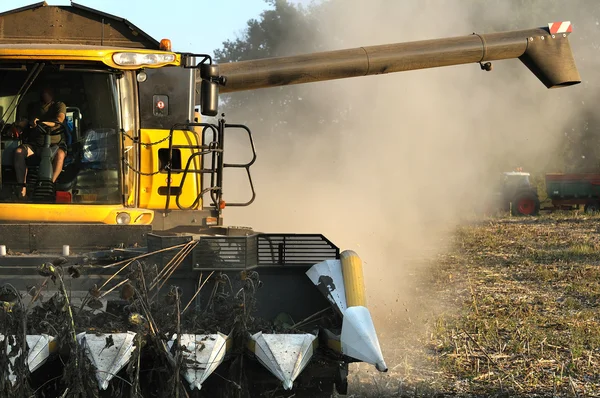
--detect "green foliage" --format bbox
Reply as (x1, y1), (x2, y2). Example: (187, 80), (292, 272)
(214, 0), (335, 132)
(215, 0), (323, 62)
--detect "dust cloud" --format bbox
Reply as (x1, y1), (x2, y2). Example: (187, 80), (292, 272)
(217, 0), (596, 370)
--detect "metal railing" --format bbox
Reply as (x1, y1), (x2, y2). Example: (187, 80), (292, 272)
(163, 117), (256, 213)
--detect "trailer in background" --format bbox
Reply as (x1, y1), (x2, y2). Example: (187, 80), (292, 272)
(546, 173), (600, 214)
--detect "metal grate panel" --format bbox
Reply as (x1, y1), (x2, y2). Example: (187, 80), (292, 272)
(147, 233), (194, 269)
(185, 234), (338, 270)
(257, 234), (339, 266)
(192, 235), (257, 269)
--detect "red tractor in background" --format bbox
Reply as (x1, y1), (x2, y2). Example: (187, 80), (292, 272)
(493, 170), (541, 216)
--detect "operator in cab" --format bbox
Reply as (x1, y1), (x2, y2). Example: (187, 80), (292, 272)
(13, 86), (67, 198)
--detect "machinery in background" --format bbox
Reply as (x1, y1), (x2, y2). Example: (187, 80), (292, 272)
(495, 171), (541, 216)
(546, 173), (600, 214)
(491, 172), (600, 216)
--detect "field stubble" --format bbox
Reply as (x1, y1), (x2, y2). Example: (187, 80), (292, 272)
(349, 213), (600, 397)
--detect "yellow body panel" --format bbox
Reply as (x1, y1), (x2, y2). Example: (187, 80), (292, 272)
(48, 339), (58, 354)
(326, 338), (342, 353)
(0, 204), (153, 225)
(138, 129), (203, 210)
(0, 44), (180, 70)
(340, 250), (367, 307)
(123, 130), (136, 207)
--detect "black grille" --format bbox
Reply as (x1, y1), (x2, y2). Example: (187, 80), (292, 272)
(189, 234), (339, 270)
(257, 234), (339, 266)
(192, 236), (257, 269)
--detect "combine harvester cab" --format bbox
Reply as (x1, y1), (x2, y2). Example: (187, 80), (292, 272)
(0, 2), (580, 397)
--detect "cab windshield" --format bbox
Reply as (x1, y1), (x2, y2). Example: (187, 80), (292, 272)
(0, 64), (122, 204)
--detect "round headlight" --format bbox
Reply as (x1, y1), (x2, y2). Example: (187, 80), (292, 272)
(116, 212), (131, 225)
(137, 71), (147, 83)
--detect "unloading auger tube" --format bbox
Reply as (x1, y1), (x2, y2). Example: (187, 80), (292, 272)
(215, 22), (580, 93)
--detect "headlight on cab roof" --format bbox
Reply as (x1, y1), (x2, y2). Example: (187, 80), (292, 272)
(112, 52), (176, 66)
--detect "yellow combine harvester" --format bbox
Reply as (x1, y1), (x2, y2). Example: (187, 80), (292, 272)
(0, 3), (580, 397)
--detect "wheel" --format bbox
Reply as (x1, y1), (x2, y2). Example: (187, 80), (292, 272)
(511, 189), (540, 216)
(585, 202), (600, 215)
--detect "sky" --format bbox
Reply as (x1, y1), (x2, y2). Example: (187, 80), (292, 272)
(0, 0), (274, 55)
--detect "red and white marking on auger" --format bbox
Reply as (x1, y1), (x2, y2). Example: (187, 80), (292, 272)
(548, 21), (572, 34)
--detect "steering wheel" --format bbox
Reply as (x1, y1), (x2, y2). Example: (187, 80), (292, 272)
(35, 121), (66, 137)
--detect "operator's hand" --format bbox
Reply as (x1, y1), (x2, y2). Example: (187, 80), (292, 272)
(32, 118), (39, 127)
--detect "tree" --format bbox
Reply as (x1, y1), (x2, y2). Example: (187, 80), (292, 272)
(214, 0), (325, 127)
(212, 0), (356, 177)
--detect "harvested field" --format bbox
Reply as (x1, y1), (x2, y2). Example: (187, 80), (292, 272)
(350, 213), (600, 397)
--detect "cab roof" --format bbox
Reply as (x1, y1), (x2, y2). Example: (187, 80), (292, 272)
(0, 2), (160, 49)
(503, 172), (530, 176)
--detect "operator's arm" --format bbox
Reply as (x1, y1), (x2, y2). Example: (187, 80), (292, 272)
(40, 102), (66, 127)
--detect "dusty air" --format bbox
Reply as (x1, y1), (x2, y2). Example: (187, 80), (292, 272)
(0, 1), (593, 397)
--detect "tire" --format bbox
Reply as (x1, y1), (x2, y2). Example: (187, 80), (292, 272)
(585, 202), (600, 215)
(511, 189), (540, 216)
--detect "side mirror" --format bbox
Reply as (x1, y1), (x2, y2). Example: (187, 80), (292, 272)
(200, 80), (219, 117)
(199, 64), (221, 117)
